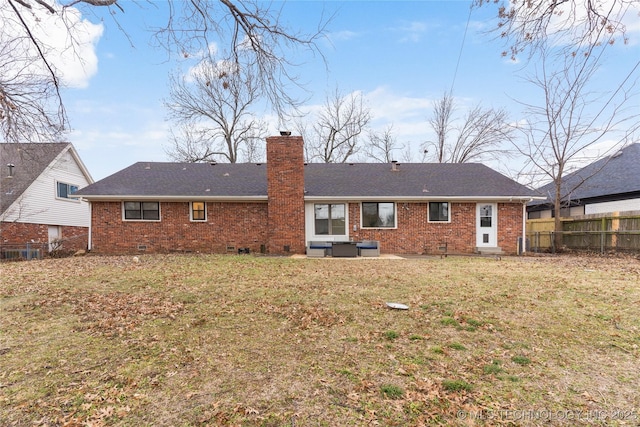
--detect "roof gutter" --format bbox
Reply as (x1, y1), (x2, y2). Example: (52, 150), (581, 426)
(72, 195), (269, 202)
(303, 195), (546, 202)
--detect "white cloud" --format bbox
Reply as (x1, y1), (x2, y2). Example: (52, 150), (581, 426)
(526, 0), (640, 46)
(327, 30), (359, 42)
(288, 86), (433, 161)
(0, 1), (103, 88)
(394, 21), (429, 43)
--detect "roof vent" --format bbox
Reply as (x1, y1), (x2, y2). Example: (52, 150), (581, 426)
(280, 131), (291, 136)
(612, 150), (623, 159)
(210, 162), (217, 166)
(391, 160), (399, 171)
(7, 163), (15, 178)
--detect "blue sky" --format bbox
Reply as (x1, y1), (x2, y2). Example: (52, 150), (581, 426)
(52, 1), (640, 181)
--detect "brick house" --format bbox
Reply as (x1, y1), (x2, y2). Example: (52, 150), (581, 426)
(74, 134), (539, 256)
(0, 143), (94, 258)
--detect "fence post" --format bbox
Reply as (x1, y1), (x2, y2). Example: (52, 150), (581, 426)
(600, 217), (607, 255)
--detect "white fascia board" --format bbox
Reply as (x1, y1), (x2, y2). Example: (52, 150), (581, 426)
(67, 144), (95, 184)
(303, 195), (545, 202)
(75, 195), (269, 202)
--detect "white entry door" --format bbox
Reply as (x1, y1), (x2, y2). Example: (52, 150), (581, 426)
(476, 203), (497, 248)
(48, 226), (60, 252)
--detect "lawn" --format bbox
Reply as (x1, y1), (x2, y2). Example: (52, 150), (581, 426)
(1, 254), (639, 426)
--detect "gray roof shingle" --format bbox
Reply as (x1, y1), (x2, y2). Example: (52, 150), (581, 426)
(1, 143), (70, 214)
(75, 161), (536, 200)
(530, 143), (640, 207)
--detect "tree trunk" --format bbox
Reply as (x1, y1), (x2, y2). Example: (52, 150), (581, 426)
(553, 180), (563, 251)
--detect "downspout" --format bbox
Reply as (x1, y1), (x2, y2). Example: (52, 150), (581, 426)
(521, 199), (532, 254)
(87, 201), (92, 251)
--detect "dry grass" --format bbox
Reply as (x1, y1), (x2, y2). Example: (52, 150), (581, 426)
(1, 254), (639, 426)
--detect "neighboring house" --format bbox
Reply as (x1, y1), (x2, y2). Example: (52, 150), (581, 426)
(0, 143), (94, 257)
(528, 143), (640, 219)
(74, 135), (539, 256)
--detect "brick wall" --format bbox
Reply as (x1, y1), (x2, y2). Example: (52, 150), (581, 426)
(88, 200), (524, 255)
(1, 222), (48, 245)
(266, 135), (306, 254)
(346, 202), (524, 255)
(0, 222), (88, 253)
(347, 202), (477, 254)
(90, 201), (268, 254)
(497, 202), (524, 254)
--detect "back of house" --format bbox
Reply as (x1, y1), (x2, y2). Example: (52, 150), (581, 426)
(74, 135), (538, 256)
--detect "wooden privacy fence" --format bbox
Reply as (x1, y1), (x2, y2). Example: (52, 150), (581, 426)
(526, 211), (640, 253)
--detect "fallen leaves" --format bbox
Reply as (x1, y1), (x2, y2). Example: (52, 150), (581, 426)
(1, 253), (640, 426)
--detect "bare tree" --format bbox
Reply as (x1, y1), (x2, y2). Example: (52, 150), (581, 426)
(165, 59), (267, 163)
(0, 2), (67, 143)
(426, 93), (454, 163)
(1, 0), (327, 142)
(421, 92), (514, 164)
(363, 125), (404, 163)
(300, 88), (371, 163)
(514, 42), (640, 249)
(475, 0), (638, 59)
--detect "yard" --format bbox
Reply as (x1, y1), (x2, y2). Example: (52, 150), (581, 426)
(1, 254), (639, 426)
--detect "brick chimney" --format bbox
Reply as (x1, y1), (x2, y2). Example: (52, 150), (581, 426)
(266, 133), (305, 254)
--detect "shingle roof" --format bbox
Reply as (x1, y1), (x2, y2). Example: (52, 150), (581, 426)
(75, 161), (536, 200)
(0, 143), (70, 214)
(530, 143), (640, 207)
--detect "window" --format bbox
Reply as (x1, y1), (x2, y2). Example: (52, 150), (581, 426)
(362, 202), (395, 228)
(429, 202), (449, 222)
(191, 202), (206, 221)
(124, 202), (160, 221)
(479, 204), (492, 227)
(314, 204), (345, 235)
(57, 182), (79, 199)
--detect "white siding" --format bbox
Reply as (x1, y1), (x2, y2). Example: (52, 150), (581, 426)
(568, 206), (584, 217)
(585, 199), (640, 215)
(3, 149), (92, 227)
(530, 209), (553, 219)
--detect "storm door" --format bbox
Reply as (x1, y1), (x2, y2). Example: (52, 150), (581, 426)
(476, 203), (497, 247)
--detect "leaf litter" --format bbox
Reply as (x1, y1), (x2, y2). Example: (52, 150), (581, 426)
(1, 253), (639, 426)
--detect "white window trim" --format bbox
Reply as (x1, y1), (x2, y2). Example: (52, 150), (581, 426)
(190, 201), (207, 222)
(122, 201), (162, 222)
(427, 201), (451, 224)
(55, 180), (80, 203)
(313, 203), (347, 236)
(360, 201), (397, 229)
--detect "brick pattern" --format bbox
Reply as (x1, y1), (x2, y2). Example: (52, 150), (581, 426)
(497, 202), (523, 254)
(0, 222), (88, 252)
(266, 135), (306, 254)
(348, 202), (476, 254)
(88, 200), (524, 255)
(1, 222), (48, 245)
(347, 202), (524, 254)
(90, 201), (268, 254)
